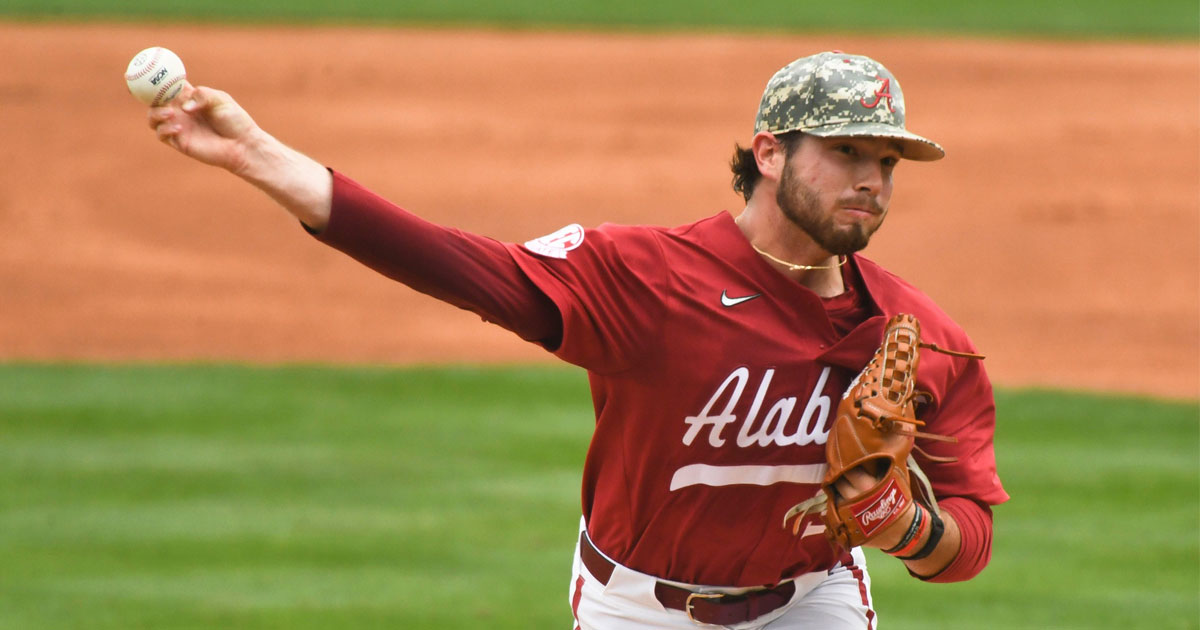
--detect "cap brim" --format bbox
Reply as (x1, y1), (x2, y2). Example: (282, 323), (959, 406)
(803, 122), (945, 161)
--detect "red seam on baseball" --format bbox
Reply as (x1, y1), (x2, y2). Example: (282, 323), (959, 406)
(152, 73), (185, 107)
(125, 47), (163, 82)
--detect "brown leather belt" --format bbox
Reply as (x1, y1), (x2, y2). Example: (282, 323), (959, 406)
(579, 532), (796, 626)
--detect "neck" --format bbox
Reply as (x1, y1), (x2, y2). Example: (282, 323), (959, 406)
(735, 201), (846, 298)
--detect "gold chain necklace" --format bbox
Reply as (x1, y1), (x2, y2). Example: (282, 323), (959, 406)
(751, 244), (847, 271)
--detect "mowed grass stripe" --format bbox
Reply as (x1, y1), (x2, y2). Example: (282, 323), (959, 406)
(866, 388), (1199, 630)
(1, 364), (1197, 629)
(0, 364), (591, 629)
(3, 0), (1198, 39)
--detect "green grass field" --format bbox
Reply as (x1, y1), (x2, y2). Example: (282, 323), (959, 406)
(3, 0), (1198, 39)
(1, 365), (1196, 629)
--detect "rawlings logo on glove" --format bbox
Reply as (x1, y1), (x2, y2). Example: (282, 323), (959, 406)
(783, 313), (983, 550)
(853, 480), (908, 534)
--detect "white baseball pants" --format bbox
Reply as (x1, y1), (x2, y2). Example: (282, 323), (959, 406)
(568, 524), (876, 630)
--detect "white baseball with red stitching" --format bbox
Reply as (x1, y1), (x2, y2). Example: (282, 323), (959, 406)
(124, 46), (187, 107)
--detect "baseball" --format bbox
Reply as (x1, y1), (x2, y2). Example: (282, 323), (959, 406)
(124, 46), (186, 107)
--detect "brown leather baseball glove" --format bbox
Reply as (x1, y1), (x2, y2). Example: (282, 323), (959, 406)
(784, 313), (979, 550)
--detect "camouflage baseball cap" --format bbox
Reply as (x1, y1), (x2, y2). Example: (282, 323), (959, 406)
(754, 51), (944, 161)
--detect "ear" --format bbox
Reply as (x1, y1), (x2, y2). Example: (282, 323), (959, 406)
(751, 131), (788, 184)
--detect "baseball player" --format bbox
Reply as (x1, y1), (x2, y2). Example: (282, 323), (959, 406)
(147, 51), (1008, 628)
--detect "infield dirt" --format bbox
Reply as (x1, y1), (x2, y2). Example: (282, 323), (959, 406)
(0, 22), (1196, 399)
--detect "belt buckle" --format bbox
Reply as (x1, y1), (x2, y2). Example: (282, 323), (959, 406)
(684, 591), (724, 625)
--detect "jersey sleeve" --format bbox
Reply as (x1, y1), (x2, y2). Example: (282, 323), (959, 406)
(919, 496), (994, 583)
(504, 223), (668, 374)
(911, 344), (1007, 582)
(916, 349), (1010, 507)
(311, 171), (563, 347)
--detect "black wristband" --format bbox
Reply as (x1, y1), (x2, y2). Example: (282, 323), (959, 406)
(900, 507), (945, 561)
(883, 504), (924, 555)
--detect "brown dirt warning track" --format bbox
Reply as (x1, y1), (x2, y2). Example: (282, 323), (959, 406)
(0, 22), (1196, 399)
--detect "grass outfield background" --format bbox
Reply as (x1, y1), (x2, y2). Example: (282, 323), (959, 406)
(0, 365), (1196, 629)
(2, 0), (1198, 39)
(2, 1), (1198, 628)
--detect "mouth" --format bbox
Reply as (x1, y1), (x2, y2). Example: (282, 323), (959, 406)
(840, 197), (884, 219)
(841, 206), (880, 219)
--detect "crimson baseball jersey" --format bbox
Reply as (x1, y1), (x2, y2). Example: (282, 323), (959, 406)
(315, 172), (1008, 588)
(505, 213), (1007, 587)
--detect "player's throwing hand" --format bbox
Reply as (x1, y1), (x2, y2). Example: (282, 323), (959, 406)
(148, 82), (261, 174)
(147, 81), (332, 229)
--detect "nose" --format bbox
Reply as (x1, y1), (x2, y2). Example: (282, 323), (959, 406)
(855, 161), (884, 197)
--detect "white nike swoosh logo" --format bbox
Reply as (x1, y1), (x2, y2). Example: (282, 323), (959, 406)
(720, 290), (761, 307)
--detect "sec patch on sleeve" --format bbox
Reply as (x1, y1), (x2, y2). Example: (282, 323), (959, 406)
(524, 223), (585, 259)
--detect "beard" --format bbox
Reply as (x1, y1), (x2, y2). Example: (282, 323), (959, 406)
(776, 161), (885, 256)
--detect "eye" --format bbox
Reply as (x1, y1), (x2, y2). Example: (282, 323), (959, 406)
(881, 156), (900, 168)
(835, 144), (857, 157)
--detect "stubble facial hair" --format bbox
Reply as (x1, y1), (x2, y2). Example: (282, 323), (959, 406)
(775, 157), (885, 256)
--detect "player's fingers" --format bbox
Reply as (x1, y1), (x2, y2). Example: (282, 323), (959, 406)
(834, 477), (856, 500)
(175, 80), (196, 106)
(180, 84), (209, 114)
(846, 465), (873, 483)
(145, 82), (194, 125)
(834, 466), (877, 500)
(845, 465), (877, 490)
(191, 87), (256, 140)
(181, 85), (234, 115)
(154, 119), (182, 144)
(147, 107), (174, 129)
(151, 109), (188, 144)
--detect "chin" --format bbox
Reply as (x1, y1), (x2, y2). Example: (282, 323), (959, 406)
(821, 228), (873, 256)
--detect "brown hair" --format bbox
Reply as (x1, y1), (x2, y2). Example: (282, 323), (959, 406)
(729, 132), (804, 202)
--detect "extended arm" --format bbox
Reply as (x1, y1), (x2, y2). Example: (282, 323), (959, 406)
(149, 83), (561, 346)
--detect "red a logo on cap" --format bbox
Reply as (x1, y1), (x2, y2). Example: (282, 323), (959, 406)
(860, 77), (895, 112)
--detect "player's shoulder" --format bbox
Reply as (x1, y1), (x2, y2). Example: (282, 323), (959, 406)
(520, 219), (657, 259)
(571, 213), (726, 255)
(855, 255), (976, 349)
(590, 213), (724, 240)
(662, 212), (735, 240)
(519, 212), (734, 271)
